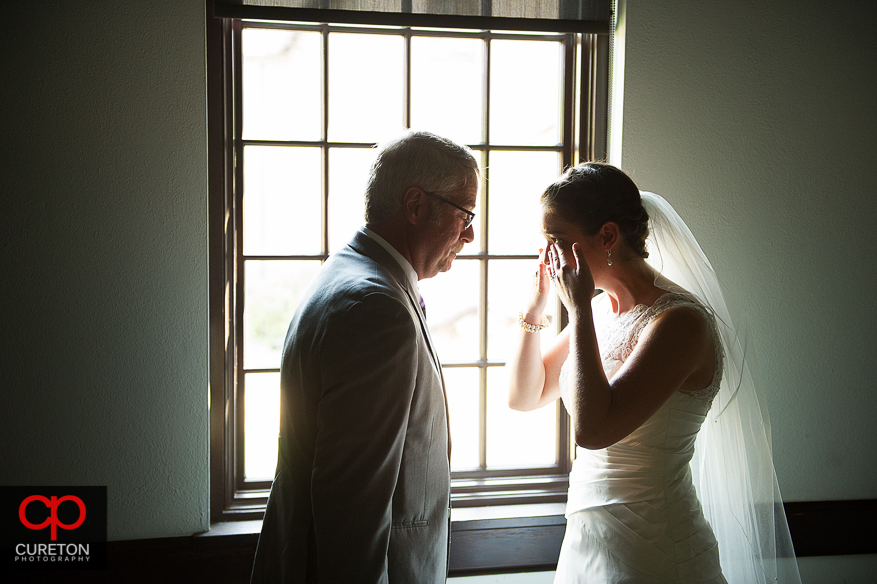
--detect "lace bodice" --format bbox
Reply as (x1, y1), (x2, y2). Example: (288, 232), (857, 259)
(592, 291), (724, 404)
(560, 291), (726, 516)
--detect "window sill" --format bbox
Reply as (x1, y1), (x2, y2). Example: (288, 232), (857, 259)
(195, 500), (877, 574)
(199, 503), (568, 575)
(449, 503), (567, 575)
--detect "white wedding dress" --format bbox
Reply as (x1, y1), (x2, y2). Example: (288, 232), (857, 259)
(555, 291), (728, 584)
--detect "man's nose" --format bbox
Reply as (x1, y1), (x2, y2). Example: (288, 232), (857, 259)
(461, 223), (475, 243)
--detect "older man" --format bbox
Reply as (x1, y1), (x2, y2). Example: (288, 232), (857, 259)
(250, 131), (480, 583)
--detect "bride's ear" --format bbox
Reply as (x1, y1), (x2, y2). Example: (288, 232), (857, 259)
(598, 222), (620, 251)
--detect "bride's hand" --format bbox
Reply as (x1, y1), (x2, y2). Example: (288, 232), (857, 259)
(548, 242), (595, 316)
(522, 248), (551, 324)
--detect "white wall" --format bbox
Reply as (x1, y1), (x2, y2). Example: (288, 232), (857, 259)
(618, 0), (877, 580)
(619, 0), (877, 502)
(1, 1), (209, 540)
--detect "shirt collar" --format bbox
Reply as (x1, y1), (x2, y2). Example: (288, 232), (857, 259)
(362, 226), (419, 295)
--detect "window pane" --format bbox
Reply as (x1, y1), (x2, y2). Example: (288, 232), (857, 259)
(487, 150), (560, 255)
(244, 372), (280, 480)
(486, 367), (556, 469)
(243, 146), (322, 256)
(328, 147), (377, 253)
(417, 258), (480, 363)
(242, 29), (321, 141)
(244, 260), (322, 369)
(489, 39), (562, 145)
(487, 259), (558, 362)
(329, 33), (404, 143)
(411, 36), (483, 145)
(444, 367), (480, 471)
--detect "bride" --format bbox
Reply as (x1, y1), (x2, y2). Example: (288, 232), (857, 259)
(508, 162), (801, 583)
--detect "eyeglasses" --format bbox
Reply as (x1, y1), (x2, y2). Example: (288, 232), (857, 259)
(421, 189), (476, 230)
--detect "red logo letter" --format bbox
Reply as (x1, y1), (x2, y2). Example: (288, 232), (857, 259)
(19, 495), (86, 541)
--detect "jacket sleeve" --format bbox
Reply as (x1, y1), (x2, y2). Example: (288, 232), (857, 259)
(311, 291), (420, 583)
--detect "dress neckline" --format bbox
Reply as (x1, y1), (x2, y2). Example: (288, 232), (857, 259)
(605, 291), (681, 321)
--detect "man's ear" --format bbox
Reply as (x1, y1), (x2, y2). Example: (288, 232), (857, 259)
(599, 221), (620, 251)
(402, 186), (426, 225)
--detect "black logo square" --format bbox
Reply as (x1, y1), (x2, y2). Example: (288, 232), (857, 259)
(1, 486), (107, 570)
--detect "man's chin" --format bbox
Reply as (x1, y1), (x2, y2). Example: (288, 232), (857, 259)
(439, 252), (457, 272)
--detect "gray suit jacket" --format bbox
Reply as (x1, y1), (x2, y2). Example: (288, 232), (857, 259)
(250, 229), (451, 584)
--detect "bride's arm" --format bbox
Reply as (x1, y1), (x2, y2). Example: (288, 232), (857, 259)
(507, 252), (569, 412)
(552, 243), (715, 450)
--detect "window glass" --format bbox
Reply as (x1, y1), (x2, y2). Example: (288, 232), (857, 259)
(444, 367), (481, 471)
(328, 147), (377, 253)
(329, 33), (405, 143)
(230, 23), (580, 507)
(244, 260), (321, 369)
(244, 372), (281, 480)
(411, 36), (483, 145)
(487, 259), (558, 362)
(486, 366), (557, 468)
(242, 29), (322, 141)
(489, 39), (562, 145)
(487, 150), (560, 255)
(243, 146), (322, 256)
(418, 258), (481, 363)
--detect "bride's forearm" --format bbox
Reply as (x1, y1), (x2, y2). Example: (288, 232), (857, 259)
(508, 318), (548, 411)
(569, 307), (612, 447)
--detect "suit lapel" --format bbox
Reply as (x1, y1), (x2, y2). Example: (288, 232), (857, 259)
(402, 287), (443, 374)
(402, 286), (451, 460)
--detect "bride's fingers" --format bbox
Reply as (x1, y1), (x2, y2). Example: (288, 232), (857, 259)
(572, 243), (582, 270)
(538, 262), (551, 291)
(542, 250), (553, 283)
(554, 243), (568, 271)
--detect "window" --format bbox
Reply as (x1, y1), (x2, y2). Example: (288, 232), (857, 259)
(209, 13), (609, 522)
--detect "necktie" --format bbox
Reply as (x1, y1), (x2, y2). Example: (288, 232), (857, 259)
(419, 295), (426, 319)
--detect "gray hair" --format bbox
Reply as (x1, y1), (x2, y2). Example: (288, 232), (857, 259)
(364, 130), (480, 225)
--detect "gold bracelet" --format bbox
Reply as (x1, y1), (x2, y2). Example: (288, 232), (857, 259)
(518, 312), (549, 333)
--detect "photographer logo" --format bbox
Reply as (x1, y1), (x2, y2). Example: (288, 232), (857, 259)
(2, 487), (106, 570)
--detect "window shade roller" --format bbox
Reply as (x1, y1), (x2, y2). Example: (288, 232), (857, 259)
(213, 0), (612, 33)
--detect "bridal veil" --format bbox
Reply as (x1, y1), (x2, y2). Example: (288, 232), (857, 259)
(640, 191), (802, 584)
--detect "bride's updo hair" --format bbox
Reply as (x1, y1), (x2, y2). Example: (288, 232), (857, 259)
(540, 162), (650, 259)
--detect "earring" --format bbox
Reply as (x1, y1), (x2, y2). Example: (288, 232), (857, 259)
(607, 249), (613, 266)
